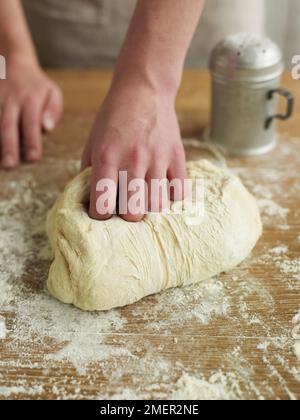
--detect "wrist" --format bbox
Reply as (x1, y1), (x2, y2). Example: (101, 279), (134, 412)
(109, 71), (178, 108)
(111, 62), (181, 101)
(5, 49), (39, 72)
(1, 37), (38, 69)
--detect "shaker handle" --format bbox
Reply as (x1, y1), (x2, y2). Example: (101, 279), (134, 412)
(265, 88), (294, 129)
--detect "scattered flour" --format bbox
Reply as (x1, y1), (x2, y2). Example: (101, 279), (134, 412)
(171, 372), (234, 400)
(47, 336), (132, 375)
(108, 389), (141, 401)
(277, 259), (300, 281)
(262, 355), (298, 400)
(106, 371), (239, 400)
(267, 246), (300, 283)
(258, 199), (290, 221)
(8, 288), (127, 372)
(233, 164), (297, 230)
(293, 311), (300, 325)
(0, 317), (6, 340)
(0, 385), (44, 398)
(252, 184), (274, 200)
(294, 343), (300, 362)
(292, 311), (300, 340)
(270, 246), (288, 255)
(257, 342), (270, 352)
(133, 280), (230, 332)
(256, 247), (300, 287)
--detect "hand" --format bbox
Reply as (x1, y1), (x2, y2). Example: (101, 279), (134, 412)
(0, 54), (63, 168)
(82, 79), (186, 222)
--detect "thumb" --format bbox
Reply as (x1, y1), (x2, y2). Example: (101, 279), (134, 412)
(42, 85), (63, 132)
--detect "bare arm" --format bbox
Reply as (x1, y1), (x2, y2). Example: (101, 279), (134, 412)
(0, 0), (63, 168)
(84, 0), (206, 221)
(114, 0), (205, 94)
(0, 0), (38, 61)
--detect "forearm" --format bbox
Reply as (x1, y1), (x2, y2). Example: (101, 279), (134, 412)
(0, 0), (37, 63)
(113, 0), (205, 95)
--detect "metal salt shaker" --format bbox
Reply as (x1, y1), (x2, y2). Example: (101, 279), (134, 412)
(208, 33), (294, 156)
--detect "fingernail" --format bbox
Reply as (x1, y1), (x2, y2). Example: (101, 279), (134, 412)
(28, 148), (39, 161)
(3, 154), (15, 168)
(43, 112), (55, 131)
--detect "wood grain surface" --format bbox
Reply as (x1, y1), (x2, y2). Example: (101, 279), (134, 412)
(0, 70), (299, 400)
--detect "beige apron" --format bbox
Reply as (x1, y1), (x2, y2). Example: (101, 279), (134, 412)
(22, 0), (264, 68)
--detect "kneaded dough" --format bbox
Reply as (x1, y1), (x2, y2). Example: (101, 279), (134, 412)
(47, 160), (262, 311)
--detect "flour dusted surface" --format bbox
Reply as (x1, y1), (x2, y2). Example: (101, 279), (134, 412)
(1, 136), (300, 400)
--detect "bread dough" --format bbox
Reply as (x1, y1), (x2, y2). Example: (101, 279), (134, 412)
(47, 160), (262, 311)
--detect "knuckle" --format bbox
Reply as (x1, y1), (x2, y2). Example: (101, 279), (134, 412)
(1, 121), (17, 139)
(130, 144), (147, 167)
(96, 144), (119, 167)
(23, 116), (39, 131)
(173, 143), (185, 160)
(26, 97), (40, 110)
(11, 91), (25, 104)
(53, 84), (63, 101)
(1, 120), (13, 134)
(1, 140), (17, 155)
(151, 147), (167, 165)
(48, 83), (62, 104)
(23, 132), (40, 148)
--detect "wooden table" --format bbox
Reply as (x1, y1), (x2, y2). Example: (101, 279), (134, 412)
(0, 70), (299, 400)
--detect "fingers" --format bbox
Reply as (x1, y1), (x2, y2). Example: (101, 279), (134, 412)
(90, 163), (148, 222)
(89, 162), (118, 220)
(0, 84), (63, 169)
(119, 166), (147, 223)
(87, 142), (185, 222)
(168, 145), (186, 201)
(146, 165), (169, 213)
(0, 101), (21, 168)
(21, 96), (44, 162)
(24, 84), (63, 162)
(42, 85), (63, 132)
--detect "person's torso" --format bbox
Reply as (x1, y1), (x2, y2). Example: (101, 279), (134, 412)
(22, 0), (136, 68)
(22, 0), (264, 68)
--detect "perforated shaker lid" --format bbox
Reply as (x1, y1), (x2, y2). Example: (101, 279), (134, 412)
(210, 33), (284, 83)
